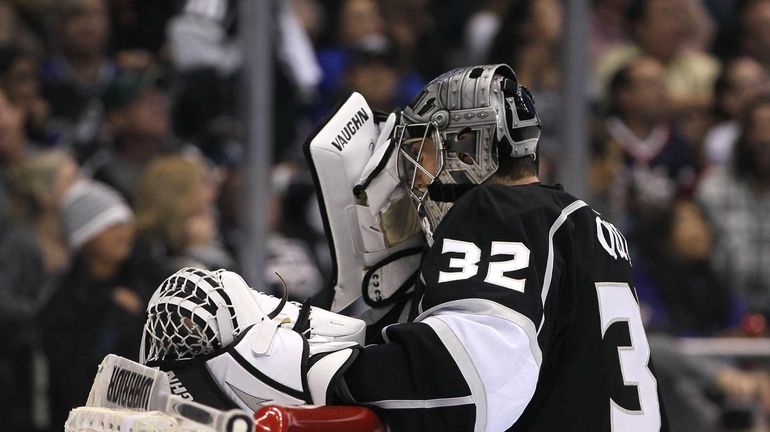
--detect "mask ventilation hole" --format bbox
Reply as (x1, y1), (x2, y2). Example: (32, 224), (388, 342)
(469, 67), (484, 79)
(417, 98), (436, 116)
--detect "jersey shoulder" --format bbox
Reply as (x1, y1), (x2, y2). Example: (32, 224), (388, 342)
(436, 183), (596, 241)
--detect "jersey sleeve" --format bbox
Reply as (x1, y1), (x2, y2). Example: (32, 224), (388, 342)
(340, 313), (538, 431)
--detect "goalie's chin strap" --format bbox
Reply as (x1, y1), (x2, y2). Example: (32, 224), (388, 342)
(428, 182), (478, 203)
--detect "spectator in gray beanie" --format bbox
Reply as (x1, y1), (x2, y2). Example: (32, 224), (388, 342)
(60, 178), (133, 251)
(42, 178), (149, 429)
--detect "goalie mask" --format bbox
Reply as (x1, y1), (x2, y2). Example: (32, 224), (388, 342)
(396, 64), (541, 234)
(140, 267), (266, 364)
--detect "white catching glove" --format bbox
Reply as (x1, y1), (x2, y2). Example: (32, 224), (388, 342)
(304, 94), (425, 315)
(352, 112), (425, 309)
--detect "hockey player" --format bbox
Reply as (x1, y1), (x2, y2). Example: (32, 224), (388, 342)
(140, 64), (668, 431)
(330, 64), (669, 431)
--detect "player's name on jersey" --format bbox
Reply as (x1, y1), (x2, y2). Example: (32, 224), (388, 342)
(595, 216), (631, 264)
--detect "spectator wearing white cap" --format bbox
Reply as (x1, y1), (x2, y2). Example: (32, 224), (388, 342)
(60, 178), (134, 253)
(41, 178), (151, 429)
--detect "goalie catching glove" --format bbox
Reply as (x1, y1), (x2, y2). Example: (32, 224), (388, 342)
(304, 92), (425, 316)
(140, 267), (363, 413)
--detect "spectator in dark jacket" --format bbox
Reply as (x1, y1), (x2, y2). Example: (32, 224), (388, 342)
(0, 150), (78, 431)
(635, 198), (737, 335)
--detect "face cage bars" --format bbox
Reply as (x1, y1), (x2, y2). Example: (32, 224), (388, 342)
(395, 120), (444, 216)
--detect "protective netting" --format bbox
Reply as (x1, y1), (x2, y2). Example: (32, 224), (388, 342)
(141, 267), (240, 364)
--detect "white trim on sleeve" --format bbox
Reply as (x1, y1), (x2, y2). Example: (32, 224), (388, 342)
(538, 199), (588, 333)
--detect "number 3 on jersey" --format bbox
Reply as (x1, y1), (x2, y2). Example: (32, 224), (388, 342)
(437, 239), (530, 292)
(596, 283), (661, 432)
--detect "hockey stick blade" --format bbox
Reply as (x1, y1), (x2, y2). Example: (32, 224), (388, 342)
(87, 354), (254, 432)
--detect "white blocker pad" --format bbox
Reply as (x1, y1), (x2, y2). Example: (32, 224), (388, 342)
(304, 93), (423, 313)
(206, 323), (358, 409)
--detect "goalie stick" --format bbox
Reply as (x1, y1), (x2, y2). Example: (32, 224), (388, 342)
(86, 354), (254, 432)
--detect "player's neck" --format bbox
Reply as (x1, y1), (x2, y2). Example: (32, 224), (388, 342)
(486, 175), (540, 186)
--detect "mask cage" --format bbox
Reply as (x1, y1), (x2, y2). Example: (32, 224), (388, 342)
(396, 121), (443, 214)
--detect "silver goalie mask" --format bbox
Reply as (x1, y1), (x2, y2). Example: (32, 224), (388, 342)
(396, 64), (541, 236)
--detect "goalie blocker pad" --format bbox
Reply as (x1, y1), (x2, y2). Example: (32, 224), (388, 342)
(148, 323), (360, 414)
(304, 92), (423, 314)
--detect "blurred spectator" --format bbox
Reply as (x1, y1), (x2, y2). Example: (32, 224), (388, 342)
(290, 0), (324, 44)
(0, 84), (33, 167)
(487, 0), (564, 181)
(740, 0), (770, 74)
(317, 0), (386, 101)
(40, 0), (116, 160)
(606, 57), (696, 223)
(169, 0), (327, 162)
(108, 0), (177, 54)
(587, 125), (625, 223)
(650, 335), (770, 432)
(275, 0), (326, 160)
(40, 178), (146, 430)
(379, 0), (447, 81)
(590, 0), (632, 63)
(335, 0), (386, 46)
(3, 150), (78, 277)
(265, 163), (326, 302)
(0, 45), (52, 144)
(342, 43), (400, 112)
(704, 57), (769, 168)
(315, 0), (424, 119)
(171, 69), (240, 165)
(635, 198), (736, 336)
(595, 0), (720, 114)
(166, 0), (244, 165)
(166, 0), (242, 77)
(133, 154), (235, 280)
(0, 150), (77, 432)
(84, 66), (176, 202)
(277, 0), (323, 104)
(0, 0), (44, 55)
(697, 94), (770, 318)
(681, 0), (717, 52)
(462, 0), (506, 65)
(487, 0), (563, 96)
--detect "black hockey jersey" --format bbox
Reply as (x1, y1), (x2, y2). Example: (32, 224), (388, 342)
(342, 183), (668, 431)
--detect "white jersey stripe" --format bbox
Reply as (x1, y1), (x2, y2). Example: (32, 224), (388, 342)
(364, 395), (475, 410)
(538, 200), (588, 334)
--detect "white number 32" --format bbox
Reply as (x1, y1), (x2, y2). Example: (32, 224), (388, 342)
(437, 239), (530, 292)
